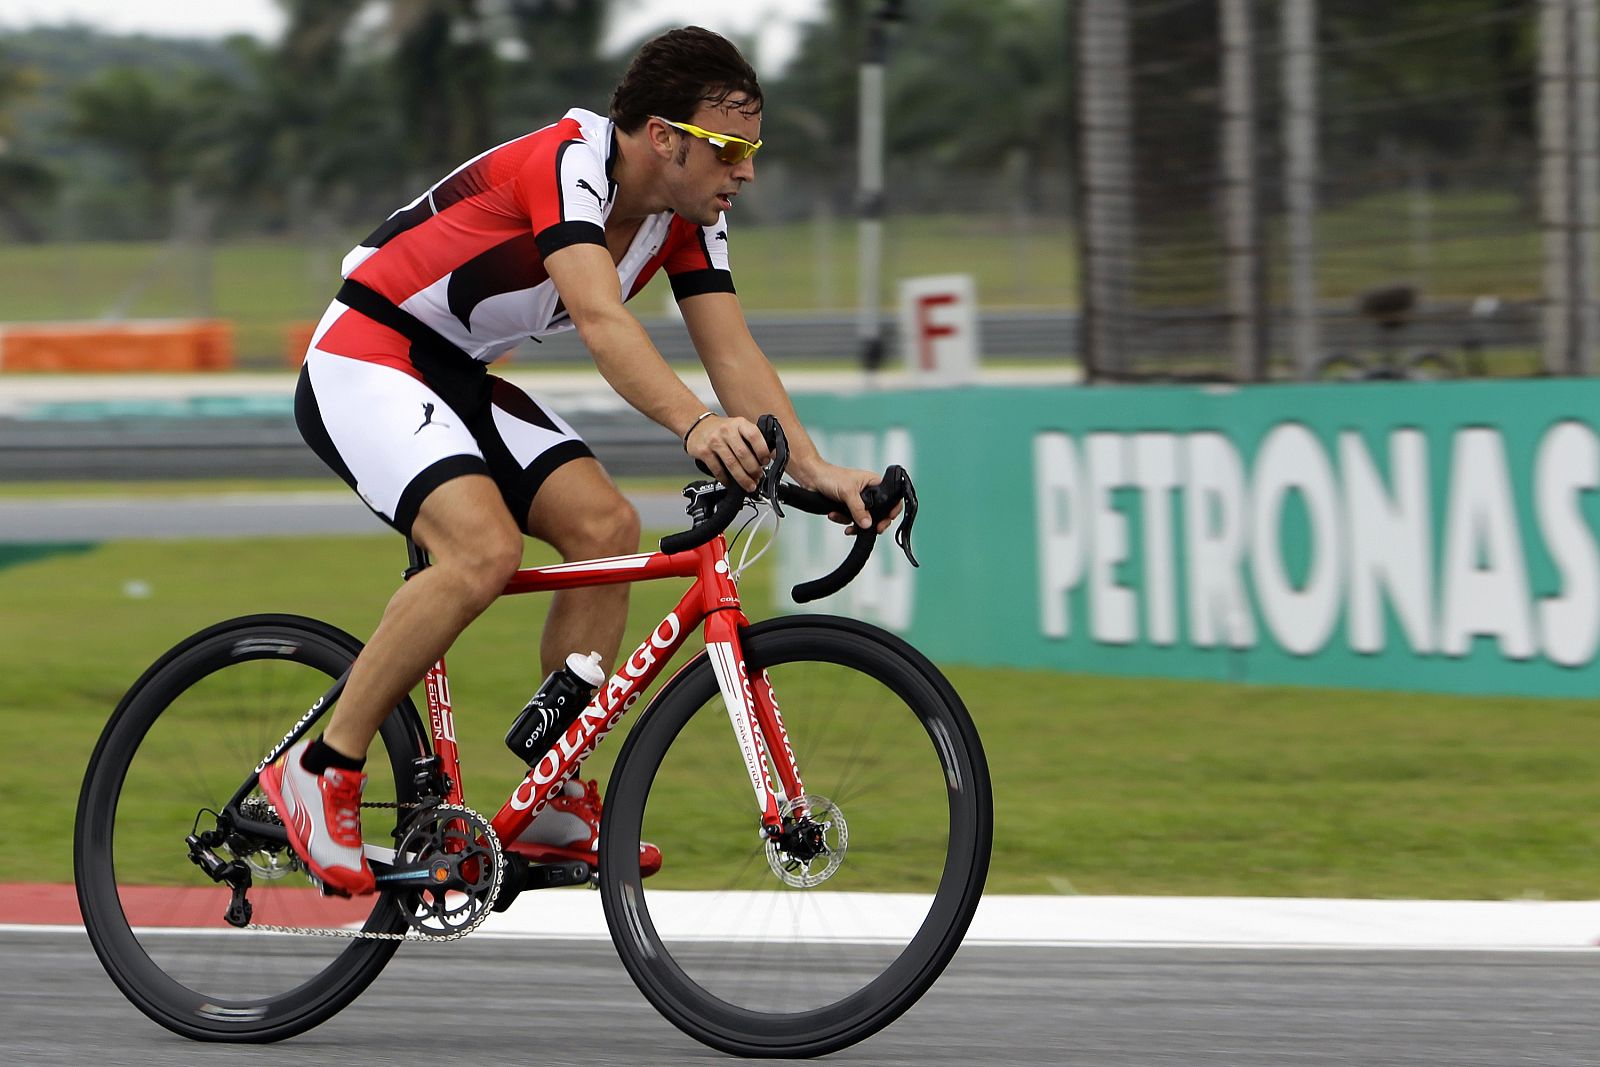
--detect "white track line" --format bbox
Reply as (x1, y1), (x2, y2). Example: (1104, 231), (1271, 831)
(15, 894), (1600, 951)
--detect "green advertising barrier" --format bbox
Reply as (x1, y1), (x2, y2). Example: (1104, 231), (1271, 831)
(784, 379), (1600, 697)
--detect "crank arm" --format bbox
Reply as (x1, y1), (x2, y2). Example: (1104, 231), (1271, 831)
(370, 856), (470, 890)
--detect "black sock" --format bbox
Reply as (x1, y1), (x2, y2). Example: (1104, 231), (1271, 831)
(301, 736), (366, 774)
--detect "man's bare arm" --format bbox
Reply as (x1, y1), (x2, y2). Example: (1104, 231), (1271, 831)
(680, 290), (884, 529)
(544, 243), (768, 490)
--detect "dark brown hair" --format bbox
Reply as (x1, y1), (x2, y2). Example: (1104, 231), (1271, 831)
(609, 26), (762, 133)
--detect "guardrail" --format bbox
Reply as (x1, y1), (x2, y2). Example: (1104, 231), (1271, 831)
(279, 310), (1082, 366)
(0, 409), (685, 481)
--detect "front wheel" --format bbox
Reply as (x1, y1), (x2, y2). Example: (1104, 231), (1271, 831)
(598, 616), (992, 1058)
(73, 615), (429, 1042)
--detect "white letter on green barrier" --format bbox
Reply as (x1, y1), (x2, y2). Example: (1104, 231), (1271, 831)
(1088, 433), (1137, 643)
(1036, 432), (1086, 638)
(1340, 428), (1434, 654)
(1439, 428), (1535, 658)
(1183, 432), (1255, 649)
(1536, 420), (1600, 667)
(1133, 432), (1181, 646)
(1251, 423), (1343, 656)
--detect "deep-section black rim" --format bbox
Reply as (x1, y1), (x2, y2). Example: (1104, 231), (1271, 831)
(73, 615), (424, 1041)
(599, 618), (992, 1057)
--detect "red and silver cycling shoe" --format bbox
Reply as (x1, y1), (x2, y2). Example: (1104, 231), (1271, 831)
(513, 778), (662, 877)
(257, 737), (376, 897)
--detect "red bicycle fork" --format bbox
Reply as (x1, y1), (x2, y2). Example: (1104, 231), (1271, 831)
(409, 535), (811, 853)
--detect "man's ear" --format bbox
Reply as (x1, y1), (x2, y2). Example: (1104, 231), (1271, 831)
(646, 118), (677, 161)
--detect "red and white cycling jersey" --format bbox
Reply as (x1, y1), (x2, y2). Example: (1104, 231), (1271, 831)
(313, 107), (734, 367)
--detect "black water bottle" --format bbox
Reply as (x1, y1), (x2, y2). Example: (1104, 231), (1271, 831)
(504, 651), (606, 765)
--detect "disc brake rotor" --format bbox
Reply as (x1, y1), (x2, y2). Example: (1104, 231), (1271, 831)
(765, 794), (848, 888)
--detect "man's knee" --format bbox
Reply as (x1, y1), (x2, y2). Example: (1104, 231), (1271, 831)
(478, 527), (525, 585)
(434, 523), (521, 612)
(413, 476), (524, 607)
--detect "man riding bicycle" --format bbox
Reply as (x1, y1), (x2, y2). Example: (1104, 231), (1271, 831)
(258, 27), (888, 896)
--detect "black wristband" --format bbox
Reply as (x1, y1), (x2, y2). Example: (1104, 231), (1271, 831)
(682, 410), (716, 451)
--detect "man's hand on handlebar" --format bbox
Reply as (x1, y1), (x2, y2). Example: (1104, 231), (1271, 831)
(685, 414), (770, 494)
(663, 416), (919, 601)
(793, 461), (902, 535)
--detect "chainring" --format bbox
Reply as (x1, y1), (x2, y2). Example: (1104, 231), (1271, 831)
(391, 803), (504, 938)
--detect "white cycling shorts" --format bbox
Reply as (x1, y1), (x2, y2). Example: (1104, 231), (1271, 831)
(296, 347), (592, 535)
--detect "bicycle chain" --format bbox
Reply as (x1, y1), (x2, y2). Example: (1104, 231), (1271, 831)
(243, 801), (503, 943)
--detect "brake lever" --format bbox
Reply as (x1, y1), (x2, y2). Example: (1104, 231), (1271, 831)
(755, 414), (788, 517)
(893, 469), (920, 568)
(867, 466), (919, 568)
(691, 415), (789, 516)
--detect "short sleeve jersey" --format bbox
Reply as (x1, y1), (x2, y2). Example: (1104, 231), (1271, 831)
(328, 108), (735, 364)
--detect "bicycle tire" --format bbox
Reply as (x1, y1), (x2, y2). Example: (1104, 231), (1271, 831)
(74, 614), (429, 1042)
(598, 615), (992, 1058)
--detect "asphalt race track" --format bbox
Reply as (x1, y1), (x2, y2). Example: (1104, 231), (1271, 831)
(3, 928), (1597, 1066)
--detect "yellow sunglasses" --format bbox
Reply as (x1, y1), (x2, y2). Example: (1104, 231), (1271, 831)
(655, 117), (763, 164)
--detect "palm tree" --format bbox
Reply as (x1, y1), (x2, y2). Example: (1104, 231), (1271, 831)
(389, 0), (497, 176)
(0, 52), (55, 241)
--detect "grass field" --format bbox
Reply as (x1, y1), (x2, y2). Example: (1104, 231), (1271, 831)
(6, 500), (1600, 899)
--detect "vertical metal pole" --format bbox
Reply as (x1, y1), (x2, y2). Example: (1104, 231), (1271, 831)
(1077, 0), (1135, 378)
(1283, 0), (1320, 377)
(1574, 0), (1599, 373)
(1540, 0), (1574, 373)
(1220, 0), (1264, 381)
(857, 3), (902, 373)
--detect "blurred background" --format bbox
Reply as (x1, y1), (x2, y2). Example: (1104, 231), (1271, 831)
(0, 0), (1072, 371)
(0, 0), (1593, 380)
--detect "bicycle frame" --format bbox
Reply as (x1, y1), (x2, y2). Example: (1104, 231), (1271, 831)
(238, 527), (810, 858)
(480, 529), (808, 844)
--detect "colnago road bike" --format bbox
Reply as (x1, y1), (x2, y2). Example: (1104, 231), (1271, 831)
(74, 417), (993, 1058)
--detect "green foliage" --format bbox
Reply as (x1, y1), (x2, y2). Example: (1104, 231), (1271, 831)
(0, 45), (57, 239)
(68, 66), (204, 193)
(0, 26), (246, 165)
(1320, 0), (1537, 160)
(768, 0), (1070, 208)
(494, 1), (627, 143)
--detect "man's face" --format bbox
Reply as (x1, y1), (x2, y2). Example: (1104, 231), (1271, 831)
(664, 101), (761, 227)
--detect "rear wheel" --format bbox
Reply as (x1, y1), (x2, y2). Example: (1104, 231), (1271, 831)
(599, 616), (992, 1058)
(74, 615), (427, 1042)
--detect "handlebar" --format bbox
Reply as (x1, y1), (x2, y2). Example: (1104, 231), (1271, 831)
(658, 414), (790, 556)
(657, 415), (920, 603)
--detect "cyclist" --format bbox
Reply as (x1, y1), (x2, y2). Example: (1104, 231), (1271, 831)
(259, 27), (888, 896)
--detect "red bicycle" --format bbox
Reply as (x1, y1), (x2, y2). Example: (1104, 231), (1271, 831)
(73, 417), (992, 1058)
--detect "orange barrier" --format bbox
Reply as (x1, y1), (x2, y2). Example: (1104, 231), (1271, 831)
(285, 321), (317, 367)
(0, 320), (234, 372)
